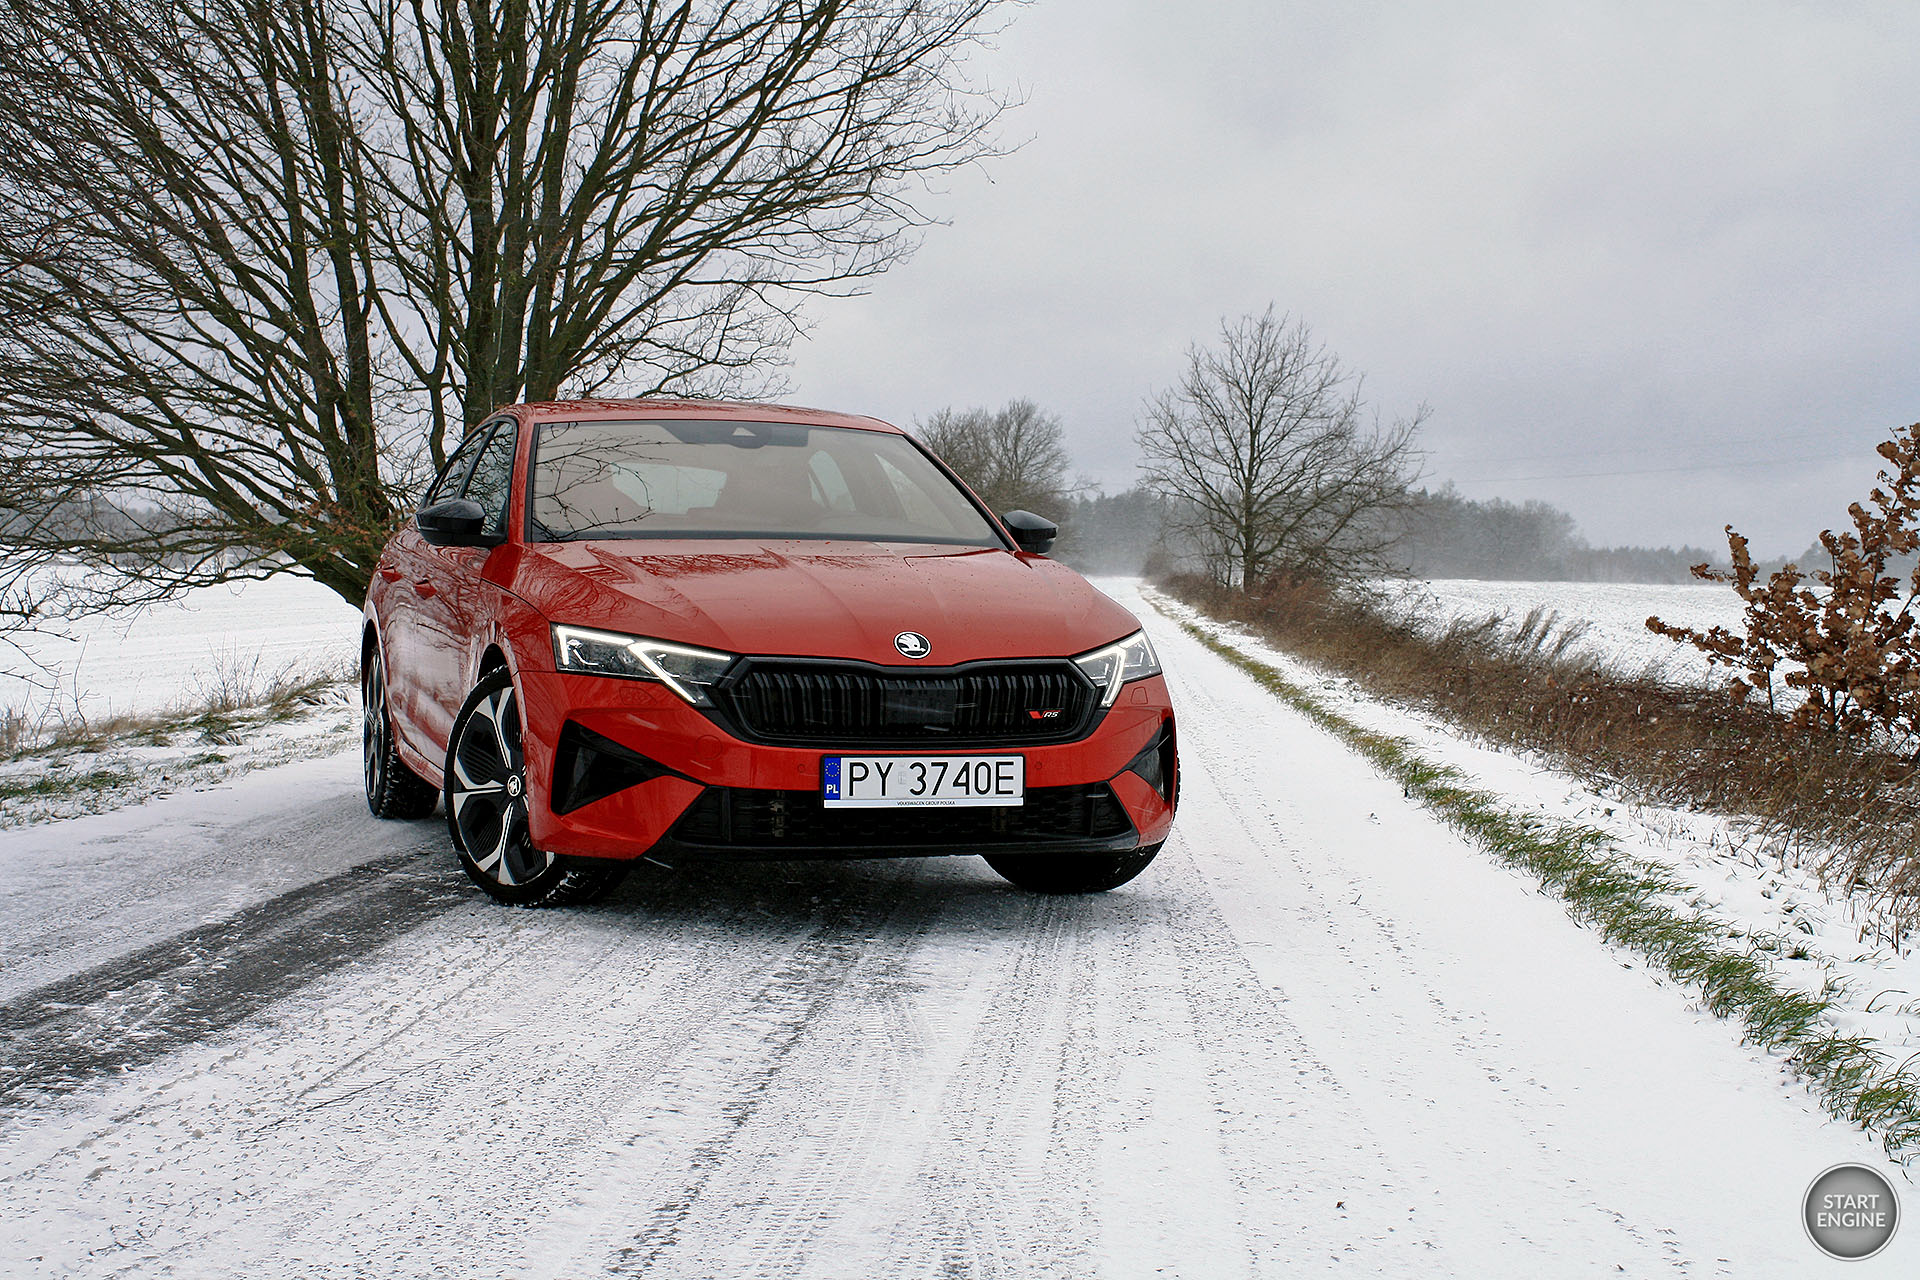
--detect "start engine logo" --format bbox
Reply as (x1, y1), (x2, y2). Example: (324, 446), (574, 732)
(1804, 1163), (1900, 1261)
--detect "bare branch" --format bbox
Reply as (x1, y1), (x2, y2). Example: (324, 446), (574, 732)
(915, 397), (1069, 517)
(1135, 308), (1426, 587)
(0, 0), (1015, 629)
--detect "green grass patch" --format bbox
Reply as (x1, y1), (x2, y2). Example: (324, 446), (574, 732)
(0, 767), (135, 802)
(1166, 608), (1920, 1164)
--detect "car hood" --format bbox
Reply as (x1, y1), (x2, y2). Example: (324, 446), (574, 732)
(511, 540), (1140, 666)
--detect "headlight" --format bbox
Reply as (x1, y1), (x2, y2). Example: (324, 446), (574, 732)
(551, 625), (736, 708)
(1074, 631), (1161, 707)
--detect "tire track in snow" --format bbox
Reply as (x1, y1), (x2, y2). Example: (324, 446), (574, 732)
(676, 923), (971, 1280)
(564, 848), (1441, 1278)
(516, 867), (1169, 1279)
(517, 862), (960, 1278)
(0, 760), (443, 1006)
(1158, 613), (1656, 1267)
(607, 912), (909, 1274)
(1134, 584), (1759, 1274)
(0, 862), (917, 1278)
(1162, 858), (1443, 1269)
(237, 873), (861, 1279)
(883, 891), (1104, 1280)
(1084, 835), (1442, 1276)
(0, 844), (461, 1109)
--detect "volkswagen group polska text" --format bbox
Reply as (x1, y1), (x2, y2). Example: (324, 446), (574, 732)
(362, 399), (1178, 905)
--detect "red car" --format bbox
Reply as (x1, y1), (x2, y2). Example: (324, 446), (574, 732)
(361, 399), (1177, 905)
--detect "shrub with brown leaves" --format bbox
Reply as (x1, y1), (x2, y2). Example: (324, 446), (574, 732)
(1648, 422), (1920, 749)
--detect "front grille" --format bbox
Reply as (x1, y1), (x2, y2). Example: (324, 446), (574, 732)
(715, 660), (1098, 746)
(670, 783), (1133, 851)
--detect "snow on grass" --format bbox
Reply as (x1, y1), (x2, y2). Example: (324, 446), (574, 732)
(0, 571), (364, 810)
(0, 684), (361, 828)
(1379, 578), (1747, 685)
(1144, 584), (1920, 1161)
(0, 571), (362, 722)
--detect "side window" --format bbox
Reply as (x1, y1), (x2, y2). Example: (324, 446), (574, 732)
(460, 423), (518, 537)
(423, 428), (491, 509)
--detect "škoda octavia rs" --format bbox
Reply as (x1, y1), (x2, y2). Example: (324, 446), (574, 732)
(362, 399), (1177, 905)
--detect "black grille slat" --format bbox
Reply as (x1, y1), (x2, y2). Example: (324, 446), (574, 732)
(716, 660), (1097, 746)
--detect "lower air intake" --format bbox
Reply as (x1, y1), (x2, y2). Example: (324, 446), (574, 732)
(670, 782), (1133, 851)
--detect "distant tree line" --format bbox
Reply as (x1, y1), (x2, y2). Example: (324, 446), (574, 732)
(924, 412), (1755, 584)
(1396, 484), (1732, 583)
(1053, 489), (1168, 575)
(920, 313), (1913, 599)
(1034, 481), (1767, 584)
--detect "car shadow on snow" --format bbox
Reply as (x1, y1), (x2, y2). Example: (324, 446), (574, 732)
(594, 850), (1162, 935)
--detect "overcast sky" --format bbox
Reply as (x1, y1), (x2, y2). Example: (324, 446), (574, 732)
(786, 0), (1920, 557)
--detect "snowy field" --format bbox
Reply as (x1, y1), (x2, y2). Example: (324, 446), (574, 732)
(1384, 578), (1748, 686)
(0, 572), (362, 721)
(0, 577), (1910, 1277)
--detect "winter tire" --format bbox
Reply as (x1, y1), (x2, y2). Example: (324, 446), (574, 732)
(983, 843), (1162, 894)
(445, 667), (626, 907)
(364, 646), (439, 820)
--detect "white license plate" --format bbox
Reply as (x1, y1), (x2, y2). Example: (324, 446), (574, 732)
(822, 755), (1024, 808)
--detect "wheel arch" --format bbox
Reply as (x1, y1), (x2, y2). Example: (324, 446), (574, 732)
(469, 587), (551, 692)
(478, 641), (511, 677)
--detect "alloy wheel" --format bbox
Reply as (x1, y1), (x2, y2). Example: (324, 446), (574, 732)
(447, 681), (555, 887)
(362, 660), (387, 800)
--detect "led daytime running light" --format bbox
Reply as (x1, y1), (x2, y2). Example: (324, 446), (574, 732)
(551, 624), (736, 707)
(1074, 630), (1161, 707)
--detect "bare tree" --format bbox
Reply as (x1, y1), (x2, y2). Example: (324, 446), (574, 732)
(0, 0), (1013, 617)
(916, 398), (1070, 516)
(1137, 309), (1425, 587)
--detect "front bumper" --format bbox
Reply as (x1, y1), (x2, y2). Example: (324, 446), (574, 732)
(516, 669), (1178, 861)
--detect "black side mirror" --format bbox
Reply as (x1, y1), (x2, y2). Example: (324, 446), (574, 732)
(1001, 509), (1057, 555)
(417, 497), (501, 548)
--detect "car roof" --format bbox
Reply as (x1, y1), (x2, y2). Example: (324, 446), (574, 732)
(495, 398), (904, 434)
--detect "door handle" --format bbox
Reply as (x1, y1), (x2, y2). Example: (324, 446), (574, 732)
(378, 567), (403, 583)
(411, 579), (438, 598)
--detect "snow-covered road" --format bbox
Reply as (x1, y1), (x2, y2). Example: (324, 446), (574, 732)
(0, 582), (1907, 1277)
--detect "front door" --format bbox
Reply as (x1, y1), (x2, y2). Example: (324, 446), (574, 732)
(418, 421), (521, 747)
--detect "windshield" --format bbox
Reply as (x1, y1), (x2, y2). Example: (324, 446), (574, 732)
(528, 419), (1003, 546)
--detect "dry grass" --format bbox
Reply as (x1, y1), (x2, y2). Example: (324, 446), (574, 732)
(0, 654), (354, 762)
(1161, 573), (1920, 935)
